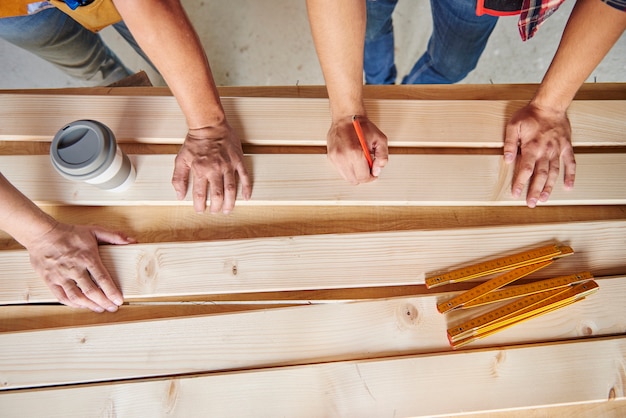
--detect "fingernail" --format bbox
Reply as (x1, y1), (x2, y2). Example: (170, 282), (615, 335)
(372, 167), (381, 177)
(114, 298), (123, 306)
(540, 192), (550, 202)
(528, 198), (537, 208)
(504, 152), (514, 163)
(95, 307), (105, 313)
(107, 306), (118, 313)
(512, 188), (521, 198)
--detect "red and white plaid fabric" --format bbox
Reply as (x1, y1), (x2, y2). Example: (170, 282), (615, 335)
(518, 0), (567, 40)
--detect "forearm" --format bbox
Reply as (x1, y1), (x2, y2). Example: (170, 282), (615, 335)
(533, 0), (626, 111)
(0, 173), (57, 249)
(306, 0), (366, 120)
(112, 0), (225, 129)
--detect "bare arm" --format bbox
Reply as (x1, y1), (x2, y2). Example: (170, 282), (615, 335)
(113, 0), (251, 213)
(504, 0), (626, 207)
(0, 173), (134, 312)
(306, 0), (388, 184)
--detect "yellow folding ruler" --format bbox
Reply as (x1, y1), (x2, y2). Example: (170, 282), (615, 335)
(425, 244), (599, 349)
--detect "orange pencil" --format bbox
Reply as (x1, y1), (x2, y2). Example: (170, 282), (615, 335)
(352, 115), (374, 169)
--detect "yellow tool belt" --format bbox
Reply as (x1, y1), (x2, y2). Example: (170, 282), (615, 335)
(1, 0), (121, 32)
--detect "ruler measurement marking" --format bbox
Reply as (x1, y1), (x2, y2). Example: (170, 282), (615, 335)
(425, 244), (570, 288)
(461, 272), (593, 309)
(437, 261), (554, 313)
(448, 280), (598, 344)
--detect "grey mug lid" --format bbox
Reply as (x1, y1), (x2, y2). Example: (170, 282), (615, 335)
(50, 120), (116, 178)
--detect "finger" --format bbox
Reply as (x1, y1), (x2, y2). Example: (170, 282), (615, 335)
(64, 280), (106, 313)
(237, 163), (253, 200)
(503, 122), (520, 164)
(49, 283), (82, 309)
(75, 270), (120, 313)
(561, 147), (576, 190)
(222, 170), (237, 214)
(343, 169), (360, 185)
(191, 175), (209, 213)
(339, 162), (360, 185)
(171, 156), (191, 200)
(511, 152), (536, 199)
(92, 227), (136, 245)
(526, 158), (550, 208)
(327, 145), (367, 185)
(540, 156), (560, 202)
(355, 148), (375, 183)
(371, 138), (389, 178)
(207, 174), (225, 214)
(87, 262), (123, 310)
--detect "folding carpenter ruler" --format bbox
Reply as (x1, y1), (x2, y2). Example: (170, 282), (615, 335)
(424, 244), (599, 349)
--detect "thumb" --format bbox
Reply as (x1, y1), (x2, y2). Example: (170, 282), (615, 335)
(171, 157), (191, 200)
(92, 227), (136, 245)
(371, 138), (389, 177)
(503, 122), (520, 164)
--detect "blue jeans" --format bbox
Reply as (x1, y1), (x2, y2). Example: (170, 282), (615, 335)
(364, 0), (498, 84)
(0, 7), (154, 86)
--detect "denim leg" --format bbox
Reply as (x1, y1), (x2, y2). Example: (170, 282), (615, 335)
(111, 21), (159, 74)
(402, 0), (498, 84)
(0, 8), (131, 85)
(364, 0), (399, 84)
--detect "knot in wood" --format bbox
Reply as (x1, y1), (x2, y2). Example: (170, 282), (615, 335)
(137, 251), (158, 285)
(490, 350), (507, 378)
(395, 302), (420, 329)
(224, 259), (238, 277)
(577, 320), (598, 337)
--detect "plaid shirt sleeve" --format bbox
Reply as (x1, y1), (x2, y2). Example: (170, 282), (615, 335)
(518, 0), (626, 41)
(602, 0), (626, 10)
(518, 0), (567, 41)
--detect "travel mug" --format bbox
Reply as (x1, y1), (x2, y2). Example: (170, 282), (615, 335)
(50, 119), (136, 192)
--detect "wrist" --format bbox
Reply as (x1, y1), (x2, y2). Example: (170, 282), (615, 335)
(17, 212), (59, 251)
(329, 101), (366, 124)
(530, 85), (572, 115)
(187, 115), (231, 137)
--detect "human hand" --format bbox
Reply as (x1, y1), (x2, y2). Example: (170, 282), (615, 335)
(503, 102), (576, 208)
(172, 123), (252, 214)
(26, 222), (135, 313)
(327, 115), (388, 184)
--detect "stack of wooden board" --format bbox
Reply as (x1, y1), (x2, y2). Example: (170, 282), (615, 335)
(0, 84), (625, 417)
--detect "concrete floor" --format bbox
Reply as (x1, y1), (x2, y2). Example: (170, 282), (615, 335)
(0, 0), (624, 89)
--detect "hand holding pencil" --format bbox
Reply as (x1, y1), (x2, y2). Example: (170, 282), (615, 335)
(352, 115), (374, 170)
(326, 114), (388, 185)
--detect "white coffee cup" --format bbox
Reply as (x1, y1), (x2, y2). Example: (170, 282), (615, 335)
(50, 120), (135, 192)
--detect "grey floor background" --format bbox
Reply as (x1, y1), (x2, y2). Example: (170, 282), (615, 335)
(0, 0), (624, 89)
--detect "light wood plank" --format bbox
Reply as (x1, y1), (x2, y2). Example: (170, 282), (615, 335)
(2, 205), (626, 251)
(0, 276), (623, 390)
(0, 303), (292, 333)
(444, 399), (626, 418)
(1, 93), (624, 146)
(2, 220), (625, 304)
(2, 153), (625, 207)
(4, 82), (626, 100)
(0, 336), (623, 416)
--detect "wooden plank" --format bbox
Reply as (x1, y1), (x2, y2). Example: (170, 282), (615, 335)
(3, 82), (626, 100)
(1, 93), (624, 146)
(2, 205), (626, 251)
(1, 153), (625, 207)
(445, 399), (626, 418)
(0, 336), (623, 416)
(2, 220), (625, 304)
(0, 276), (623, 390)
(0, 303), (292, 333)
